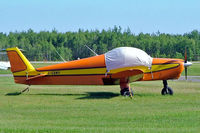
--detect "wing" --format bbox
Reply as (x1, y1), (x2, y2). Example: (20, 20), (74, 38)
(103, 69), (144, 85)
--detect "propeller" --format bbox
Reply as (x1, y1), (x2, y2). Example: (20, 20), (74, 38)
(184, 47), (192, 80)
(184, 47), (187, 80)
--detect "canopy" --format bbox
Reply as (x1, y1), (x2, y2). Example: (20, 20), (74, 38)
(105, 47), (152, 71)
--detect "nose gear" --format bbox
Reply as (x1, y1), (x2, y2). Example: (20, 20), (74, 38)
(161, 80), (173, 95)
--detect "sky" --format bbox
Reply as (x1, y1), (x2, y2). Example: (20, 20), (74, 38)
(0, 0), (200, 34)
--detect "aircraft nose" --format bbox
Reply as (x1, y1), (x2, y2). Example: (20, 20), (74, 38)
(184, 61), (192, 67)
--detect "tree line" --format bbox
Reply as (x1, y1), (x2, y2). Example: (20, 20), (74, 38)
(0, 26), (200, 61)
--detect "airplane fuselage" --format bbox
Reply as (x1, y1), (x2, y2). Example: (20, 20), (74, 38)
(12, 56), (184, 85)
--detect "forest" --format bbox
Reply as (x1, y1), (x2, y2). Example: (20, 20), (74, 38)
(0, 26), (200, 61)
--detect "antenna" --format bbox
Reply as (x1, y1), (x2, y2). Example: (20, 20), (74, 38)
(54, 49), (66, 62)
(52, 46), (66, 62)
(84, 44), (98, 56)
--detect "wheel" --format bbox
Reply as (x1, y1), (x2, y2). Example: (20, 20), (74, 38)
(120, 88), (134, 96)
(167, 87), (173, 95)
(161, 87), (173, 95)
(161, 88), (167, 95)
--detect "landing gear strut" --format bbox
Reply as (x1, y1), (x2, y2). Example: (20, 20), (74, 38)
(120, 78), (133, 98)
(21, 85), (30, 93)
(161, 80), (173, 95)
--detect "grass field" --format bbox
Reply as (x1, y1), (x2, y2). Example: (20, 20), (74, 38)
(0, 76), (199, 133)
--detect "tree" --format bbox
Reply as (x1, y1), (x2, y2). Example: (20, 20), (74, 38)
(1, 27), (200, 61)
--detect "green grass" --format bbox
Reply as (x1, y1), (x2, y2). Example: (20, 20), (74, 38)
(0, 76), (200, 133)
(181, 63), (200, 76)
(0, 69), (11, 74)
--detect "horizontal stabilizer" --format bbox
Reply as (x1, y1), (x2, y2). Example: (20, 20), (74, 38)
(26, 74), (47, 81)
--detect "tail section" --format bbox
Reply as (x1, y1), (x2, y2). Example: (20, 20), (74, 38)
(6, 47), (35, 72)
(6, 47), (37, 84)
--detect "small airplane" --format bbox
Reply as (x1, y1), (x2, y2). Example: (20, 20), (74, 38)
(5, 47), (192, 97)
(0, 61), (10, 70)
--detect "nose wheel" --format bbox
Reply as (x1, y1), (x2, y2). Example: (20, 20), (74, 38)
(161, 80), (173, 95)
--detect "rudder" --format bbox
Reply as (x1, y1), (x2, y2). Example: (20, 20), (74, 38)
(6, 47), (35, 73)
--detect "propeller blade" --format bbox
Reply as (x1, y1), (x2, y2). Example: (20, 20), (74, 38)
(184, 47), (188, 80)
(185, 67), (187, 80)
(184, 47), (187, 63)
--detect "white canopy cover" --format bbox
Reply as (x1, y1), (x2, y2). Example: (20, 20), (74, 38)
(105, 47), (153, 71)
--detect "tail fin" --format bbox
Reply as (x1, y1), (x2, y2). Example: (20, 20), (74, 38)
(6, 47), (35, 73)
(6, 47), (46, 85)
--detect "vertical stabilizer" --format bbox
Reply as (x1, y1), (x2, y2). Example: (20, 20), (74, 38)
(6, 47), (35, 73)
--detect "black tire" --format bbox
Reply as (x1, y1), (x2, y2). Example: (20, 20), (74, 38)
(120, 88), (128, 95)
(167, 87), (173, 95)
(161, 87), (173, 95)
(161, 88), (167, 95)
(120, 88), (134, 96)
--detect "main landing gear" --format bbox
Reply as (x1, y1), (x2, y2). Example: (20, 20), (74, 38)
(120, 78), (133, 98)
(120, 87), (133, 97)
(161, 80), (173, 95)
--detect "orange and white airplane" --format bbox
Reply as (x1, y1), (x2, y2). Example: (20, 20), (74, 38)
(6, 47), (192, 97)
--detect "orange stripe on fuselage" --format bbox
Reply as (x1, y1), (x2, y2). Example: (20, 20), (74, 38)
(36, 54), (106, 71)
